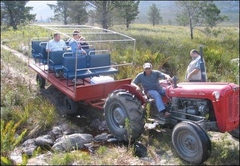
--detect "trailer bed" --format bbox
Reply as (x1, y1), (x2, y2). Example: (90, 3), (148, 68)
(29, 63), (132, 101)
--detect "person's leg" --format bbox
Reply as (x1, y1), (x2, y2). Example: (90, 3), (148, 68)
(158, 88), (166, 96)
(147, 90), (165, 112)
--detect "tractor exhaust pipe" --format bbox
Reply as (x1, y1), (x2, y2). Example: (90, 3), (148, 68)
(199, 46), (207, 82)
(172, 76), (178, 88)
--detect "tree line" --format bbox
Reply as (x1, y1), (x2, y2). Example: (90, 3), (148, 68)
(1, 1), (228, 39)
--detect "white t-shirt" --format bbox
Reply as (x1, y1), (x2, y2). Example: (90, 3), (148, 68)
(46, 39), (67, 51)
(186, 55), (207, 81)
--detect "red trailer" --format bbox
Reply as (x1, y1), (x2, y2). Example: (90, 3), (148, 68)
(29, 24), (135, 112)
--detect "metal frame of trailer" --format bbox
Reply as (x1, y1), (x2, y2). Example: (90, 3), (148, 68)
(29, 24), (136, 109)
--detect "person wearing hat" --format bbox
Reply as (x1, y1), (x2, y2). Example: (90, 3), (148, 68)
(131, 62), (172, 119)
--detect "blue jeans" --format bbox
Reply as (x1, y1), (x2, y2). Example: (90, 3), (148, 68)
(147, 88), (166, 113)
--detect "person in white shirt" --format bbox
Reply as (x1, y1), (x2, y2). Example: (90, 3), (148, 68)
(185, 49), (207, 82)
(46, 33), (67, 52)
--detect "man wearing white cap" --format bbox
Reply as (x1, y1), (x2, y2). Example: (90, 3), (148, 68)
(131, 62), (172, 119)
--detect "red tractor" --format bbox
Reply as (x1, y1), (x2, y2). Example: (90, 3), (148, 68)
(29, 25), (239, 164)
(104, 78), (239, 164)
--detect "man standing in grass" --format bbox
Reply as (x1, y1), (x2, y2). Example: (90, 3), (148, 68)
(185, 49), (207, 82)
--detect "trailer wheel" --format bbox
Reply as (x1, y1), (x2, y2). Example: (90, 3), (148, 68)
(172, 121), (211, 164)
(104, 90), (145, 142)
(228, 127), (239, 139)
(63, 96), (78, 114)
(36, 74), (46, 88)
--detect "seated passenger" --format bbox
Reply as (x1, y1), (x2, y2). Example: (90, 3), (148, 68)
(46, 33), (67, 77)
(46, 33), (67, 52)
(69, 30), (87, 56)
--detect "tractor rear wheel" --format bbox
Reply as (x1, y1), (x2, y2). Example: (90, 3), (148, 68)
(63, 96), (78, 114)
(36, 74), (46, 88)
(104, 90), (145, 142)
(172, 121), (211, 164)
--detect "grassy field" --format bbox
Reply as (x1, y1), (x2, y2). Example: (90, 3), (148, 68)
(1, 24), (239, 165)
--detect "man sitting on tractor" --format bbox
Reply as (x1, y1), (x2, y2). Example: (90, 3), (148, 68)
(131, 62), (172, 119)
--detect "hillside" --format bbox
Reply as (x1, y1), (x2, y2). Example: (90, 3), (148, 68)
(135, 1), (239, 25)
(27, 1), (239, 26)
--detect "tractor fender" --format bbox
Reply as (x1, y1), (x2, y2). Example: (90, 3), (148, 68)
(115, 84), (146, 105)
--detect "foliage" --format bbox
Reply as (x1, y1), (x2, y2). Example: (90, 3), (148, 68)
(1, 120), (27, 157)
(87, 1), (118, 29)
(206, 132), (239, 165)
(110, 24), (239, 84)
(48, 1), (88, 25)
(1, 1), (36, 30)
(50, 151), (91, 165)
(200, 2), (229, 28)
(68, 1), (88, 25)
(116, 0), (140, 28)
(1, 48), (58, 135)
(175, 1), (228, 39)
(147, 3), (163, 26)
(48, 1), (71, 25)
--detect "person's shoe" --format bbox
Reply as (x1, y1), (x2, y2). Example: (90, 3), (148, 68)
(163, 111), (171, 118)
(72, 78), (82, 84)
(72, 78), (77, 83)
(55, 72), (60, 78)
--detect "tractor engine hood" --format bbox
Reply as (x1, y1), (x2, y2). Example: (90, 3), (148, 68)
(166, 82), (239, 100)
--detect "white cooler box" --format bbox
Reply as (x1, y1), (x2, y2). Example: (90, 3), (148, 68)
(90, 76), (114, 84)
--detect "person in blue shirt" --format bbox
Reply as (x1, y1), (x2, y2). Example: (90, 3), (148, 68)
(68, 30), (87, 56)
(131, 62), (171, 119)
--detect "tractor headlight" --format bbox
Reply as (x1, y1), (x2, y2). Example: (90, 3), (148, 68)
(212, 91), (220, 100)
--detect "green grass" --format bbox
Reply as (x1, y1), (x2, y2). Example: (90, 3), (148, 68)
(110, 24), (239, 83)
(1, 48), (59, 162)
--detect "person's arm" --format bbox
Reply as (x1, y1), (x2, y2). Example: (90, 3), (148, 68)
(62, 40), (67, 50)
(186, 68), (200, 81)
(69, 40), (76, 52)
(131, 75), (141, 92)
(187, 59), (201, 80)
(157, 71), (171, 81)
(163, 73), (171, 80)
(81, 48), (87, 55)
(131, 82), (141, 91)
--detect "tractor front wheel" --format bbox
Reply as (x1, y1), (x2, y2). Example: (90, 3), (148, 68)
(172, 121), (211, 164)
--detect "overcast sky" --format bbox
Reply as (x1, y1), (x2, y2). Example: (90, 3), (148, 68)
(26, 1), (56, 21)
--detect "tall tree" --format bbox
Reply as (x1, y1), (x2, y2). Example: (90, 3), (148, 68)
(68, 1), (88, 25)
(175, 10), (189, 26)
(48, 1), (71, 25)
(147, 3), (162, 26)
(117, 0), (140, 28)
(199, 2), (228, 28)
(1, 1), (35, 30)
(86, 1), (118, 29)
(175, 1), (228, 39)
